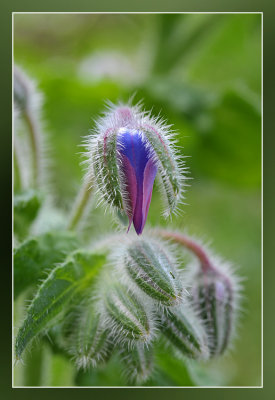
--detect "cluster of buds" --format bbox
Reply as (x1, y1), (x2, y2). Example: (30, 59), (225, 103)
(57, 103), (242, 384)
(84, 102), (185, 235)
(61, 236), (240, 384)
(13, 68), (245, 387)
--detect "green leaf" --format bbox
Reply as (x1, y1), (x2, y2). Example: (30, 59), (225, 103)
(15, 250), (106, 360)
(14, 231), (79, 298)
(14, 189), (42, 239)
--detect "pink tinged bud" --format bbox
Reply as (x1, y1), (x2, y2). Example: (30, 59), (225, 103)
(117, 129), (157, 235)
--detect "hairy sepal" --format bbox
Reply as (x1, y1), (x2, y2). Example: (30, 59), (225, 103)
(122, 238), (184, 306)
(160, 305), (209, 361)
(68, 300), (113, 370)
(98, 276), (156, 346)
(189, 259), (241, 357)
(120, 343), (154, 384)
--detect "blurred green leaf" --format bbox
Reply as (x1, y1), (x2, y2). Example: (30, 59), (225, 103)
(15, 250), (106, 360)
(192, 88), (261, 186)
(152, 14), (218, 74)
(14, 231), (79, 298)
(154, 342), (195, 386)
(75, 354), (127, 386)
(50, 353), (75, 386)
(185, 14), (261, 93)
(14, 189), (43, 240)
(14, 340), (75, 386)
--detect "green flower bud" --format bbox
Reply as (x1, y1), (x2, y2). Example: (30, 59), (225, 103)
(160, 306), (209, 360)
(68, 302), (113, 370)
(14, 66), (33, 111)
(122, 238), (183, 306)
(120, 343), (154, 384)
(99, 277), (155, 346)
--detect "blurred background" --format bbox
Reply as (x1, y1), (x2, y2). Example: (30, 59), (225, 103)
(13, 13), (261, 387)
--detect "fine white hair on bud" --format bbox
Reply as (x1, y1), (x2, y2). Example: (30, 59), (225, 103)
(159, 305), (209, 361)
(67, 300), (113, 370)
(119, 343), (154, 384)
(14, 65), (41, 113)
(188, 254), (242, 358)
(96, 272), (156, 347)
(117, 236), (184, 307)
(83, 100), (186, 235)
(13, 65), (50, 190)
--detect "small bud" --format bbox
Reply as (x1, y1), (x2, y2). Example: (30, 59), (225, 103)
(13, 65), (46, 188)
(14, 66), (31, 111)
(14, 65), (43, 115)
(84, 101), (185, 235)
(190, 262), (240, 357)
(120, 343), (154, 384)
(160, 306), (209, 360)
(68, 302), (113, 370)
(123, 238), (183, 306)
(99, 277), (155, 345)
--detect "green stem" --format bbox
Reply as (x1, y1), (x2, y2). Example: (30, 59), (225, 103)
(23, 109), (41, 188)
(154, 229), (213, 272)
(67, 179), (94, 231)
(13, 138), (23, 192)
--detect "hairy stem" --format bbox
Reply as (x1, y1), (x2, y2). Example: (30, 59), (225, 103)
(13, 137), (24, 192)
(154, 229), (213, 272)
(67, 179), (94, 231)
(22, 110), (41, 188)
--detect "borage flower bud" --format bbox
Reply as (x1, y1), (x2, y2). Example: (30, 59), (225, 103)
(122, 238), (183, 306)
(190, 261), (241, 357)
(85, 102), (185, 235)
(120, 343), (154, 384)
(68, 303), (113, 370)
(98, 277), (155, 346)
(160, 306), (209, 360)
(14, 66), (33, 111)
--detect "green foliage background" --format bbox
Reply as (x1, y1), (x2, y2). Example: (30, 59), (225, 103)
(13, 13), (261, 386)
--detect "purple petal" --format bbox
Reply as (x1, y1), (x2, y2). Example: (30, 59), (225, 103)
(120, 154), (137, 231)
(118, 130), (157, 235)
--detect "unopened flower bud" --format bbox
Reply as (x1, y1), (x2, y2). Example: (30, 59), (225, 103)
(14, 66), (31, 111)
(123, 238), (183, 306)
(84, 102), (185, 235)
(190, 262), (240, 357)
(99, 277), (155, 345)
(14, 65), (42, 114)
(68, 303), (113, 370)
(160, 306), (209, 360)
(120, 343), (154, 384)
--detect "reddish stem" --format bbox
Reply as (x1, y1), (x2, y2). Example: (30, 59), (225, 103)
(156, 230), (213, 273)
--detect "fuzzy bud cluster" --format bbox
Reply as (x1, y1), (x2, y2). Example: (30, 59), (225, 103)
(57, 236), (241, 384)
